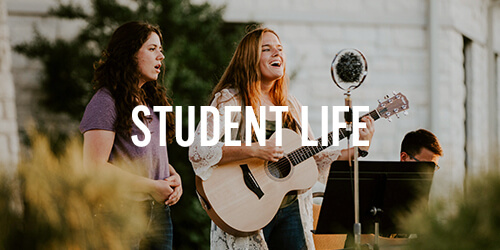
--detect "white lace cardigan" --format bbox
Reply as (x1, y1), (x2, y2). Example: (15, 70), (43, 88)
(188, 88), (342, 249)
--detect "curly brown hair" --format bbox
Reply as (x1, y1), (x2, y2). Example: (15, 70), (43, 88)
(93, 21), (175, 140)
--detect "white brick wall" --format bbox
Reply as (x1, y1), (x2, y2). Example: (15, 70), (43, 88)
(494, 6), (500, 51)
(6, 0), (84, 144)
(431, 1), (497, 201)
(0, 0), (19, 168)
(467, 42), (490, 175)
(444, 0), (489, 43)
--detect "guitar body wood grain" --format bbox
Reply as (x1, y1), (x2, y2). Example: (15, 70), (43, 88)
(196, 128), (319, 236)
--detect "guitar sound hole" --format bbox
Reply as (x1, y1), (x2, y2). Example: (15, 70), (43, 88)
(267, 157), (292, 179)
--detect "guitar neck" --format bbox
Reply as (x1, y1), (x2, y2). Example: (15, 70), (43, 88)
(287, 109), (381, 166)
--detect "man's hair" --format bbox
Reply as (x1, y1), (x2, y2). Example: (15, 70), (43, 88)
(401, 129), (443, 156)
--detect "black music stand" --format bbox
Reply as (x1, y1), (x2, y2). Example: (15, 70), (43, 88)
(314, 161), (435, 248)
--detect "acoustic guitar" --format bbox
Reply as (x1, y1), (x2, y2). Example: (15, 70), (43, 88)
(196, 92), (409, 236)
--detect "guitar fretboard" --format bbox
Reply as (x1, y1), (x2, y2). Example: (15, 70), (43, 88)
(286, 109), (382, 166)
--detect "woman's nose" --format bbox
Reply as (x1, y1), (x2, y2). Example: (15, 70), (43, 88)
(272, 48), (280, 56)
(158, 52), (165, 60)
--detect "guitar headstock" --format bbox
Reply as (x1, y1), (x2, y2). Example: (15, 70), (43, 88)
(376, 92), (409, 120)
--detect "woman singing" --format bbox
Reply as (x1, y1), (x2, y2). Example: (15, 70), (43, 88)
(189, 27), (374, 249)
(80, 21), (182, 249)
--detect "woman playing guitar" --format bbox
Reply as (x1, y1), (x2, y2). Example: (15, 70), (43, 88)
(188, 27), (375, 250)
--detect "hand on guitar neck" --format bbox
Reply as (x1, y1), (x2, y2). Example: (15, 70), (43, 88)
(337, 115), (375, 161)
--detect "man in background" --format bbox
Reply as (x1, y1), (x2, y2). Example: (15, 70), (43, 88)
(400, 129), (443, 169)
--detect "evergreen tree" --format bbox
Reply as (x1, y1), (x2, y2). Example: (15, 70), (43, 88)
(15, 0), (254, 248)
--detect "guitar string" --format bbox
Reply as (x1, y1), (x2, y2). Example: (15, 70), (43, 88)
(268, 110), (381, 173)
(270, 103), (407, 174)
(268, 128), (344, 173)
(271, 126), (363, 173)
(271, 117), (372, 173)
(272, 108), (383, 173)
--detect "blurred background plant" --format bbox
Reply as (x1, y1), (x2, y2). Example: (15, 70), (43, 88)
(0, 131), (148, 250)
(401, 169), (500, 250)
(13, 0), (255, 248)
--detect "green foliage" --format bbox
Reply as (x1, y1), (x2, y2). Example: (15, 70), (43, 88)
(402, 171), (500, 249)
(14, 30), (95, 118)
(14, 0), (254, 248)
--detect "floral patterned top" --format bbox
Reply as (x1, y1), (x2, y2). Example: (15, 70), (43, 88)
(189, 88), (342, 249)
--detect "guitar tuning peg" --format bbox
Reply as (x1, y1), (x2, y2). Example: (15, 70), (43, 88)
(403, 111), (409, 116)
(387, 117), (392, 122)
(393, 91), (397, 95)
(384, 95), (390, 99)
(378, 99), (382, 104)
(395, 113), (400, 118)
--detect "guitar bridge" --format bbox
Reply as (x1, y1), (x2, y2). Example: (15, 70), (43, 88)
(239, 164), (264, 199)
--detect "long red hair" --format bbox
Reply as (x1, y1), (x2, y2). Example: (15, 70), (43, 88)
(210, 27), (300, 134)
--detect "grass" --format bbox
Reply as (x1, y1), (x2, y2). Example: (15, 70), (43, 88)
(402, 170), (500, 249)
(0, 132), (147, 250)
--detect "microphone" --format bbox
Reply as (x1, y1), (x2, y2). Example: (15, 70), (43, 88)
(331, 49), (368, 134)
(331, 49), (368, 248)
(331, 48), (367, 91)
(336, 51), (364, 83)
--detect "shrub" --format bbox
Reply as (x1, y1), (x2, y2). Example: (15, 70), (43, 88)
(0, 132), (147, 249)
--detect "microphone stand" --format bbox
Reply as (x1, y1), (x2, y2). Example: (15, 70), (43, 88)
(344, 91), (362, 250)
(354, 145), (361, 250)
(330, 48), (368, 250)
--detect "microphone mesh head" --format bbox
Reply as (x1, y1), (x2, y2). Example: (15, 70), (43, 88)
(331, 48), (367, 91)
(336, 51), (363, 83)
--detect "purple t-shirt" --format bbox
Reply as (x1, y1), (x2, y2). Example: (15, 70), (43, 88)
(79, 88), (170, 180)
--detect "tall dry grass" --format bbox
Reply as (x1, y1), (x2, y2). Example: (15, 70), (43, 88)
(401, 170), (500, 249)
(0, 132), (147, 250)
